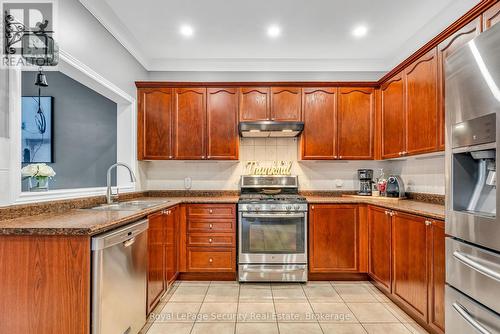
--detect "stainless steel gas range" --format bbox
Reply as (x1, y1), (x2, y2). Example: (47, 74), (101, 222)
(238, 175), (308, 282)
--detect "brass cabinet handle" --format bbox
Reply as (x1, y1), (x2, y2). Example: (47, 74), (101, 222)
(425, 220), (432, 226)
(209, 238), (213, 243)
(209, 223), (213, 229)
(209, 209), (213, 214)
(209, 258), (213, 263)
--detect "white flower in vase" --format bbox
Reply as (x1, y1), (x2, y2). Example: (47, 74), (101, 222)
(22, 163), (56, 191)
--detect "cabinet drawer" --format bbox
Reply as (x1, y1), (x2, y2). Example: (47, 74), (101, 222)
(187, 248), (236, 272)
(187, 204), (236, 218)
(188, 219), (235, 233)
(187, 233), (235, 247)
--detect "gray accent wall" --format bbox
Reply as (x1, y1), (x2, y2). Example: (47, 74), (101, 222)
(22, 71), (117, 190)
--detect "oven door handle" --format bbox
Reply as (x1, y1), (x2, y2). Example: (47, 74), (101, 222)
(241, 213), (306, 219)
(243, 267), (305, 273)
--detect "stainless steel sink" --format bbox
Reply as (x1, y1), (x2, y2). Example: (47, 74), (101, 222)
(85, 199), (169, 211)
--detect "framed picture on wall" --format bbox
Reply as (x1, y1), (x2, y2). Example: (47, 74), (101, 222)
(21, 96), (54, 163)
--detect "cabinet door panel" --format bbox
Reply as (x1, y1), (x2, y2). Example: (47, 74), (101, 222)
(483, 2), (500, 30)
(428, 220), (445, 334)
(438, 18), (481, 150)
(166, 207), (178, 286)
(138, 88), (173, 160)
(405, 49), (439, 156)
(207, 88), (239, 160)
(309, 204), (359, 272)
(301, 88), (337, 160)
(381, 74), (406, 159)
(271, 87), (302, 121)
(392, 212), (428, 321)
(147, 212), (166, 313)
(337, 88), (374, 160)
(174, 88), (206, 159)
(368, 206), (392, 292)
(239, 87), (270, 121)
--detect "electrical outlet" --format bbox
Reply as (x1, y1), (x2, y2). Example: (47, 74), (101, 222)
(335, 179), (343, 188)
(184, 177), (192, 190)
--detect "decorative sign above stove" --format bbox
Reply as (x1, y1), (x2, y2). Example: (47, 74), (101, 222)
(245, 161), (292, 176)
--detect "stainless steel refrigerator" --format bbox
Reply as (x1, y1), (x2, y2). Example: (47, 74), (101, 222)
(445, 22), (500, 333)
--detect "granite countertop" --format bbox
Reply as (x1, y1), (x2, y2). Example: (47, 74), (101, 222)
(306, 195), (445, 220)
(0, 193), (444, 236)
(0, 196), (239, 236)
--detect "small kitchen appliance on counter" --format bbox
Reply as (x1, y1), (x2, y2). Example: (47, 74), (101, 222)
(357, 169), (374, 196)
(385, 175), (405, 198)
(238, 175), (308, 282)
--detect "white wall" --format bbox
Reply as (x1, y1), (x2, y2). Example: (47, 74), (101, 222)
(143, 138), (445, 195)
(58, 0), (148, 96)
(147, 71), (386, 82)
(0, 0), (148, 206)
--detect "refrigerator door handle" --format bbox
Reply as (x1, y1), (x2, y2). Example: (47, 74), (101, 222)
(453, 250), (500, 282)
(452, 302), (492, 334)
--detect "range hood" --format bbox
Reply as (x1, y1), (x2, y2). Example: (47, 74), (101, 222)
(239, 121), (304, 138)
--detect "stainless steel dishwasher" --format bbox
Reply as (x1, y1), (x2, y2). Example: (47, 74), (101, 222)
(91, 219), (149, 334)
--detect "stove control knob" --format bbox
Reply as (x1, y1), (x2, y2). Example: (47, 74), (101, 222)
(254, 205), (260, 211)
(286, 205), (292, 211)
(247, 205), (254, 211)
(270, 205), (276, 210)
(294, 204), (300, 210)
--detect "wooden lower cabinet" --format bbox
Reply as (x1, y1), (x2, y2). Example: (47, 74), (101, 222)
(428, 220), (445, 334)
(147, 206), (180, 314)
(392, 212), (429, 322)
(364, 206), (445, 333)
(367, 206), (392, 292)
(184, 204), (237, 274)
(309, 204), (360, 273)
(187, 248), (236, 272)
(0, 235), (90, 334)
(166, 206), (179, 286)
(147, 211), (166, 313)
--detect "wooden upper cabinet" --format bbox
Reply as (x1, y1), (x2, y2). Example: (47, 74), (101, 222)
(174, 88), (207, 159)
(301, 88), (337, 160)
(368, 206), (392, 293)
(381, 74), (406, 159)
(392, 212), (429, 322)
(206, 88), (239, 160)
(404, 48), (439, 156)
(270, 87), (302, 121)
(239, 87), (270, 121)
(428, 220), (445, 334)
(309, 204), (359, 273)
(483, 1), (500, 30)
(137, 88), (173, 160)
(337, 87), (375, 160)
(438, 17), (481, 150)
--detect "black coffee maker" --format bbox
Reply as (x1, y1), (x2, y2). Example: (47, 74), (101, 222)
(357, 169), (374, 196)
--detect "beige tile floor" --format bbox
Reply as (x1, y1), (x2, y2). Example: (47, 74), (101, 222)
(142, 281), (429, 334)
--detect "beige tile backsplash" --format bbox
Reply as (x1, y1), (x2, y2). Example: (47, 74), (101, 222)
(141, 138), (445, 195)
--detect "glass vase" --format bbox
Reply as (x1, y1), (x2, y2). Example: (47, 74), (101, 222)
(29, 176), (50, 192)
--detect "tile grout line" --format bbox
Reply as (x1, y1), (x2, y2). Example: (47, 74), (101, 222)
(270, 283), (281, 334)
(187, 281), (211, 334)
(300, 282), (325, 334)
(234, 282), (240, 334)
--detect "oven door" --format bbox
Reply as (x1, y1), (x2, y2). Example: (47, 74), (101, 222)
(238, 211), (307, 264)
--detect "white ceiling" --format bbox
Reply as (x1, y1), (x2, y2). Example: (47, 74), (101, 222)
(80, 0), (480, 73)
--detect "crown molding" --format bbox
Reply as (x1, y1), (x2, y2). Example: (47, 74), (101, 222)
(78, 0), (150, 69)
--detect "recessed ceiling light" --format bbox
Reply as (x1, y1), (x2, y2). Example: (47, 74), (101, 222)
(352, 25), (368, 38)
(180, 25), (194, 37)
(267, 25), (281, 38)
